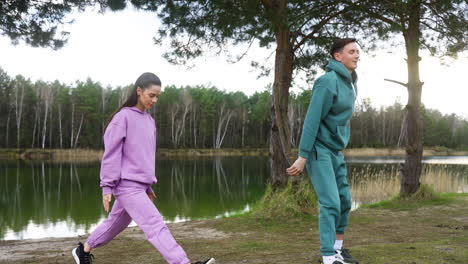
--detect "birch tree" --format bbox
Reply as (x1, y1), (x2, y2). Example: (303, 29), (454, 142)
(70, 95), (75, 148)
(39, 82), (54, 149)
(170, 88), (192, 147)
(31, 102), (40, 148)
(73, 113), (84, 148)
(58, 104), (63, 148)
(215, 103), (234, 149)
(13, 76), (27, 148)
(5, 106), (12, 148)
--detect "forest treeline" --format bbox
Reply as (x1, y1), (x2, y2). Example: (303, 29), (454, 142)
(1, 68), (467, 150)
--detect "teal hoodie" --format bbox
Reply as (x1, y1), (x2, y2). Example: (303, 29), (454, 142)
(298, 59), (357, 158)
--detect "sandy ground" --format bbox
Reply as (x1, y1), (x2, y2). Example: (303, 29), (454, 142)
(0, 221), (229, 263)
(1, 196), (467, 264)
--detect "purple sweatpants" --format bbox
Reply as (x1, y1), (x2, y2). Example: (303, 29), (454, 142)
(87, 180), (190, 264)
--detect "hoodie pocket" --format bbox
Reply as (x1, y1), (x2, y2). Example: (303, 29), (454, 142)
(336, 125), (350, 144)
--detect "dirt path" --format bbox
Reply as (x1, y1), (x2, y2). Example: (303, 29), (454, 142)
(1, 196), (467, 264)
(0, 221), (229, 263)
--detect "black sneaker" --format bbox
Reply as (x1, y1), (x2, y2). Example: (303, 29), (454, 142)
(336, 248), (359, 264)
(192, 258), (216, 264)
(333, 261), (349, 264)
(72, 242), (94, 264)
(332, 258), (353, 264)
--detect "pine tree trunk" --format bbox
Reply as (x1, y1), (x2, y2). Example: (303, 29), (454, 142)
(270, 12), (294, 187)
(400, 0), (423, 195)
(288, 103), (295, 146)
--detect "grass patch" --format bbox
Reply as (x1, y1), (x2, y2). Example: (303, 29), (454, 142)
(4, 195), (468, 263)
(439, 192), (468, 198)
(362, 185), (462, 210)
(349, 239), (468, 263)
(209, 210), (316, 234)
(239, 241), (277, 251)
(252, 179), (317, 219)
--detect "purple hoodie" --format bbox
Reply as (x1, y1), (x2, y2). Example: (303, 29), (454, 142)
(100, 107), (156, 195)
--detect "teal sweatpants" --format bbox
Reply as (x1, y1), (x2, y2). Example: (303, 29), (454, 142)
(306, 144), (352, 256)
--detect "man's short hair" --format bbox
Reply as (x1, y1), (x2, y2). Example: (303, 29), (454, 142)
(330, 38), (357, 59)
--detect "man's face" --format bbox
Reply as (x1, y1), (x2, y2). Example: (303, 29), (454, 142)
(334, 42), (360, 72)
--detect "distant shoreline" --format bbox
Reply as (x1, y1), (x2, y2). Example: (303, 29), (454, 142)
(0, 147), (467, 162)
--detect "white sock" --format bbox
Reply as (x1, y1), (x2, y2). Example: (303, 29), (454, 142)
(334, 239), (343, 251)
(323, 255), (335, 264)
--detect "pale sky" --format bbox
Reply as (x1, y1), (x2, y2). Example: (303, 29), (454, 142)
(1, 7), (467, 119)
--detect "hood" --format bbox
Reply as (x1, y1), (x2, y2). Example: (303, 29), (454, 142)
(126, 106), (146, 114)
(325, 59), (358, 84)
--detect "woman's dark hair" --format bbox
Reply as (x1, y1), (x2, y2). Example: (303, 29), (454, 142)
(103, 72), (161, 132)
(330, 38), (357, 59)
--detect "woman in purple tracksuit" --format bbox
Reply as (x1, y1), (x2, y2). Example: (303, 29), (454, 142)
(72, 72), (215, 264)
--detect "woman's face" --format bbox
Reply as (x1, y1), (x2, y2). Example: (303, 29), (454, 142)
(137, 84), (161, 110)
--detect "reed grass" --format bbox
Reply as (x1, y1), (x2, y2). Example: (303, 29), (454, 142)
(253, 179), (317, 219)
(352, 163), (468, 209)
(350, 163), (468, 205)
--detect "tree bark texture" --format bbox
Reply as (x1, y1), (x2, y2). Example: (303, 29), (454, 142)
(400, 0), (423, 195)
(265, 0), (294, 188)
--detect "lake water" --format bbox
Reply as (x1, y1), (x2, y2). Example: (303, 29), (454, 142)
(1, 156), (467, 240)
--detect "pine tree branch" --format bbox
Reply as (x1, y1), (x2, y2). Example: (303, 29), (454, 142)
(293, 6), (351, 51)
(384, 78), (408, 88)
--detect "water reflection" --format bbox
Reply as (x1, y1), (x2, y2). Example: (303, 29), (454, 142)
(0, 157), (270, 240)
(0, 161), (104, 240)
(0, 156), (467, 240)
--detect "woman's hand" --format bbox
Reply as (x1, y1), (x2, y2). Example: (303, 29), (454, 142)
(147, 190), (157, 201)
(286, 157), (307, 176)
(103, 194), (112, 213)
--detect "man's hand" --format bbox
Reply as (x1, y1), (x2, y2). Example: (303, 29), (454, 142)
(147, 190), (157, 201)
(103, 194), (112, 213)
(286, 157), (307, 176)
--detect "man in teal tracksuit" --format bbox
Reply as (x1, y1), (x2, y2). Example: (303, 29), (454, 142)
(287, 38), (360, 264)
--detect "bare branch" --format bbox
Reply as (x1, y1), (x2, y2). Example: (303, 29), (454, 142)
(230, 37), (255, 63)
(352, 0), (400, 27)
(384, 78), (408, 88)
